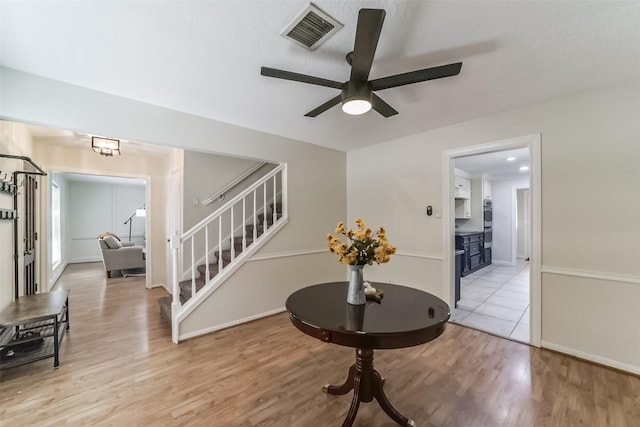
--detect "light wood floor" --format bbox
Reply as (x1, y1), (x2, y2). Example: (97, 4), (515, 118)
(1, 262), (639, 426)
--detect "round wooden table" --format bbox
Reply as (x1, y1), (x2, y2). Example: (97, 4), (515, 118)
(285, 282), (450, 427)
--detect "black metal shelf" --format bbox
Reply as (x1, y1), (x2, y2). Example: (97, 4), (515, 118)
(0, 293), (69, 370)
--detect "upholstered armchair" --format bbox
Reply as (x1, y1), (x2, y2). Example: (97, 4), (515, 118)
(97, 233), (145, 278)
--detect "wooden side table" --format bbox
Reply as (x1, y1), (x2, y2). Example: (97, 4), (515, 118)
(286, 282), (450, 427)
(0, 289), (70, 370)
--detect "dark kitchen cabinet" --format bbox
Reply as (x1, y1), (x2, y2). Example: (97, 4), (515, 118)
(455, 231), (491, 276)
(454, 250), (464, 307)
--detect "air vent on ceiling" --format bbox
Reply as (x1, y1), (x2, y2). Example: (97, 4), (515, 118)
(281, 3), (343, 51)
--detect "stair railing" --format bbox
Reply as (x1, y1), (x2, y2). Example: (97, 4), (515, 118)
(170, 163), (287, 343)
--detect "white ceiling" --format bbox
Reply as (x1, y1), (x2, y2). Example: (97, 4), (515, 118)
(454, 147), (529, 180)
(2, 1), (640, 152)
(25, 123), (173, 158)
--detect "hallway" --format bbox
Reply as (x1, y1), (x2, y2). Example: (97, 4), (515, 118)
(451, 259), (530, 343)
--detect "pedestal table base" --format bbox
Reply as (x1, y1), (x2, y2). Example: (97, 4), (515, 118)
(322, 348), (416, 427)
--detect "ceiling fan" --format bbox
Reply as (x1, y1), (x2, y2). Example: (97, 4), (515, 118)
(261, 8), (462, 118)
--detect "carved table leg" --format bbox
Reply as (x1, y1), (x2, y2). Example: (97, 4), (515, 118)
(342, 370), (362, 427)
(324, 364), (356, 395)
(371, 369), (413, 426)
(325, 348), (414, 427)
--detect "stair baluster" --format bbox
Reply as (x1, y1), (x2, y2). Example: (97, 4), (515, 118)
(190, 237), (196, 299)
(253, 189), (258, 242)
(230, 206), (235, 261)
(204, 224), (210, 282)
(263, 184), (267, 232)
(218, 216), (222, 275)
(242, 198), (247, 252)
(273, 174), (277, 222)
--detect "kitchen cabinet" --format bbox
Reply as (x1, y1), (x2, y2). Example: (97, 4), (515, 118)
(454, 171), (471, 199)
(455, 198), (471, 219)
(455, 231), (491, 276)
(454, 250), (464, 308)
(482, 178), (492, 200)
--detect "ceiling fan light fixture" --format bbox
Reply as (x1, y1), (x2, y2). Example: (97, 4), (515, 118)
(341, 80), (372, 115)
(261, 8), (461, 118)
(342, 98), (372, 115)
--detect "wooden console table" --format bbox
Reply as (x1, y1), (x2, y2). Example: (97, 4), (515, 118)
(0, 289), (70, 370)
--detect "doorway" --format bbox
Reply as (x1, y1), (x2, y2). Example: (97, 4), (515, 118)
(442, 134), (541, 347)
(46, 171), (151, 289)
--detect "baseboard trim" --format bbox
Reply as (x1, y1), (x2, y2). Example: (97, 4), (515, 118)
(68, 257), (102, 264)
(248, 249), (326, 262)
(179, 307), (286, 341)
(395, 251), (443, 261)
(541, 266), (640, 285)
(491, 260), (514, 266)
(152, 283), (170, 292)
(48, 262), (68, 291)
(541, 340), (640, 376)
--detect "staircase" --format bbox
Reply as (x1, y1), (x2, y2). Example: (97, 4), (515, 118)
(159, 164), (287, 343)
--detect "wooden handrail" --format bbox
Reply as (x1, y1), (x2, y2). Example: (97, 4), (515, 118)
(200, 162), (266, 206)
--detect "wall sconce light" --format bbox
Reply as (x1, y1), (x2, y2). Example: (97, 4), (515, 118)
(92, 136), (121, 156)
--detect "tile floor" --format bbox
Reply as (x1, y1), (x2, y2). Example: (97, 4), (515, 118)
(451, 258), (530, 343)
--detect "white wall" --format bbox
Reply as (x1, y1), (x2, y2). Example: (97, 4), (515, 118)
(182, 150), (273, 230)
(491, 177), (529, 264)
(348, 77), (640, 373)
(66, 179), (145, 262)
(0, 121), (33, 309)
(0, 67), (347, 338)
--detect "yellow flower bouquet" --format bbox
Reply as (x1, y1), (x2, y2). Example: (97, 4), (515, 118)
(327, 218), (397, 266)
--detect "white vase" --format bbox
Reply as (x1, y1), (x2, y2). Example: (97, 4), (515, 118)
(347, 264), (366, 305)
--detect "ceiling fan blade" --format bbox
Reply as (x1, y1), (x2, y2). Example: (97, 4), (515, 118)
(370, 62), (463, 91)
(304, 94), (342, 117)
(261, 67), (343, 89)
(371, 93), (398, 117)
(349, 9), (386, 82)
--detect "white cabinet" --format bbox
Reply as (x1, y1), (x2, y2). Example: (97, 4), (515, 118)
(455, 198), (471, 219)
(482, 178), (492, 200)
(454, 171), (471, 199)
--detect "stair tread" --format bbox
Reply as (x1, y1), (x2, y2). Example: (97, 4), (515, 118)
(179, 277), (205, 287)
(179, 278), (206, 291)
(158, 296), (172, 322)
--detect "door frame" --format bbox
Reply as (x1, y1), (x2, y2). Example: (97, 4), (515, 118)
(442, 133), (541, 347)
(41, 169), (152, 290)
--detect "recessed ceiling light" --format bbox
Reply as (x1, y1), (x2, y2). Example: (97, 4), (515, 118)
(520, 166), (529, 171)
(506, 157), (516, 161)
